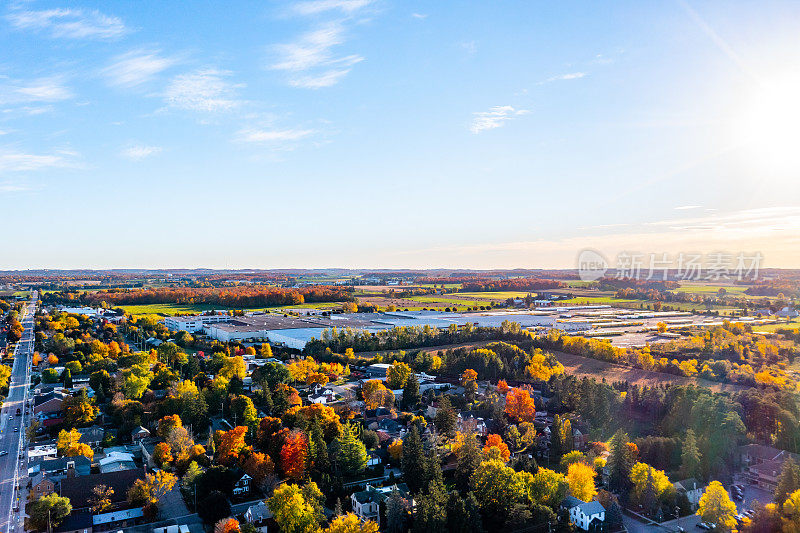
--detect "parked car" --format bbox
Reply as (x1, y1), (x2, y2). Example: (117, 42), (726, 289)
(0, 451), (7, 457)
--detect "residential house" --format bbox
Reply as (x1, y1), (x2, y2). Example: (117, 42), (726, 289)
(30, 473), (55, 499)
(562, 496), (606, 531)
(351, 484), (411, 527)
(244, 501), (272, 532)
(132, 426), (151, 441)
(54, 509), (93, 533)
(29, 456), (91, 481)
(92, 507), (144, 531)
(740, 444), (800, 491)
(98, 451), (137, 473)
(308, 386), (337, 405)
(777, 306), (800, 318)
(233, 472), (252, 496)
(673, 478), (705, 509)
(34, 390), (69, 427)
(78, 426), (105, 449)
(58, 468), (145, 512)
(457, 413), (488, 437)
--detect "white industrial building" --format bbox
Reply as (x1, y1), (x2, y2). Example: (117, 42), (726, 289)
(164, 314), (230, 333)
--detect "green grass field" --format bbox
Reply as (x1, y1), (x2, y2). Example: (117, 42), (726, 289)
(454, 291), (537, 300)
(674, 282), (751, 296)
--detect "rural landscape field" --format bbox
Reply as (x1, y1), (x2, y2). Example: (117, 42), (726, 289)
(3, 1), (800, 533)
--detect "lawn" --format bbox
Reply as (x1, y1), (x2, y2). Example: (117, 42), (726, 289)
(674, 282), (751, 296)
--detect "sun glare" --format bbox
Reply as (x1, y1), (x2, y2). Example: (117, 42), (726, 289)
(737, 73), (800, 176)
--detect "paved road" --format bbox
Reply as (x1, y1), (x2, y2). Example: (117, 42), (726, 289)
(0, 293), (37, 533)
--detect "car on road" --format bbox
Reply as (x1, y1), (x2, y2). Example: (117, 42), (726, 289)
(0, 451), (7, 456)
(13, 427), (18, 432)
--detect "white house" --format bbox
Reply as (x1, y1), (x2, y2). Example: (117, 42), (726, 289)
(562, 497), (605, 531)
(351, 484), (411, 526)
(308, 386), (337, 404)
(673, 478), (705, 509)
(244, 501), (272, 533)
(777, 306), (800, 319)
(164, 314), (230, 333)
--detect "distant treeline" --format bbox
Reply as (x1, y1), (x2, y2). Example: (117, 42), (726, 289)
(41, 285), (355, 308)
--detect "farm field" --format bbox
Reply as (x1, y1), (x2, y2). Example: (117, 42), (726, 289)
(551, 350), (749, 393)
(673, 282), (752, 296)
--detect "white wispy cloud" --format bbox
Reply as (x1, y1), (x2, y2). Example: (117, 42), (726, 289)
(470, 105), (529, 134)
(0, 77), (73, 105)
(540, 72), (587, 84)
(103, 50), (178, 88)
(675, 205), (702, 210)
(411, 13), (428, 19)
(271, 23), (363, 88)
(164, 69), (242, 112)
(121, 145), (162, 160)
(0, 182), (31, 193)
(6, 7), (126, 40)
(236, 128), (316, 143)
(0, 149), (77, 172)
(292, 0), (375, 16)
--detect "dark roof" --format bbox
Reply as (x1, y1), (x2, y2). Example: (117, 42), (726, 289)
(561, 496), (583, 509)
(54, 509), (93, 533)
(39, 455), (91, 473)
(58, 468), (145, 509)
(34, 391), (67, 407)
(77, 425), (104, 442)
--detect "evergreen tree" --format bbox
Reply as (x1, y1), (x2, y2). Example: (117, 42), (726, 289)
(386, 490), (408, 533)
(607, 429), (634, 492)
(445, 491), (485, 533)
(434, 396), (457, 439)
(402, 426), (427, 493)
(775, 457), (800, 505)
(413, 478), (447, 533)
(309, 418), (330, 478)
(456, 432), (481, 493)
(335, 422), (368, 477)
(680, 429), (702, 480)
(550, 415), (564, 461)
(404, 374), (421, 409)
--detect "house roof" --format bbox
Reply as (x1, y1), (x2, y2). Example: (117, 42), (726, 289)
(77, 425), (104, 442)
(247, 501), (273, 522)
(58, 468), (145, 509)
(561, 496), (583, 509)
(54, 509), (92, 533)
(39, 455), (91, 473)
(577, 501), (605, 516)
(34, 391), (68, 407)
(674, 478), (701, 492)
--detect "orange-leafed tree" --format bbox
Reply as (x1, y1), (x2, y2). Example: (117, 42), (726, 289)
(241, 451), (274, 486)
(505, 388), (536, 423)
(483, 433), (511, 462)
(32, 352), (42, 366)
(280, 430), (309, 481)
(216, 426), (247, 465)
(48, 354), (59, 365)
(362, 380), (394, 410)
(153, 442), (172, 468)
(497, 380), (510, 394)
(157, 414), (183, 439)
(461, 368), (478, 386)
(108, 341), (121, 359)
(388, 439), (403, 462)
(306, 372), (329, 387)
(214, 518), (240, 533)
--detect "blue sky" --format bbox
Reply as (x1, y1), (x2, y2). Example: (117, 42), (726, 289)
(2, 0), (800, 269)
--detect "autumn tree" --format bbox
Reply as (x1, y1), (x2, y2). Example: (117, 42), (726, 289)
(461, 368), (478, 403)
(387, 361), (413, 390)
(62, 390), (99, 427)
(482, 434), (511, 462)
(89, 485), (114, 514)
(322, 513), (378, 533)
(214, 518), (240, 533)
(697, 480), (738, 530)
(567, 462), (597, 501)
(241, 451), (274, 486)
(497, 380), (510, 394)
(216, 426), (247, 465)
(281, 430), (309, 481)
(127, 471), (177, 508)
(57, 428), (94, 460)
(505, 388), (536, 423)
(775, 457), (800, 506)
(362, 380), (394, 410)
(268, 482), (323, 533)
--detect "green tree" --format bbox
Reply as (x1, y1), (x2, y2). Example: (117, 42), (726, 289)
(445, 491), (484, 533)
(470, 459), (526, 522)
(434, 396), (457, 439)
(28, 494), (72, 531)
(680, 429), (703, 481)
(456, 432), (481, 493)
(334, 422), (368, 477)
(402, 426), (427, 493)
(608, 429), (635, 491)
(775, 457), (800, 506)
(403, 374), (421, 408)
(413, 478), (447, 533)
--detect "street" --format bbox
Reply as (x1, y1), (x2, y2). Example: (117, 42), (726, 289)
(0, 292), (36, 533)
